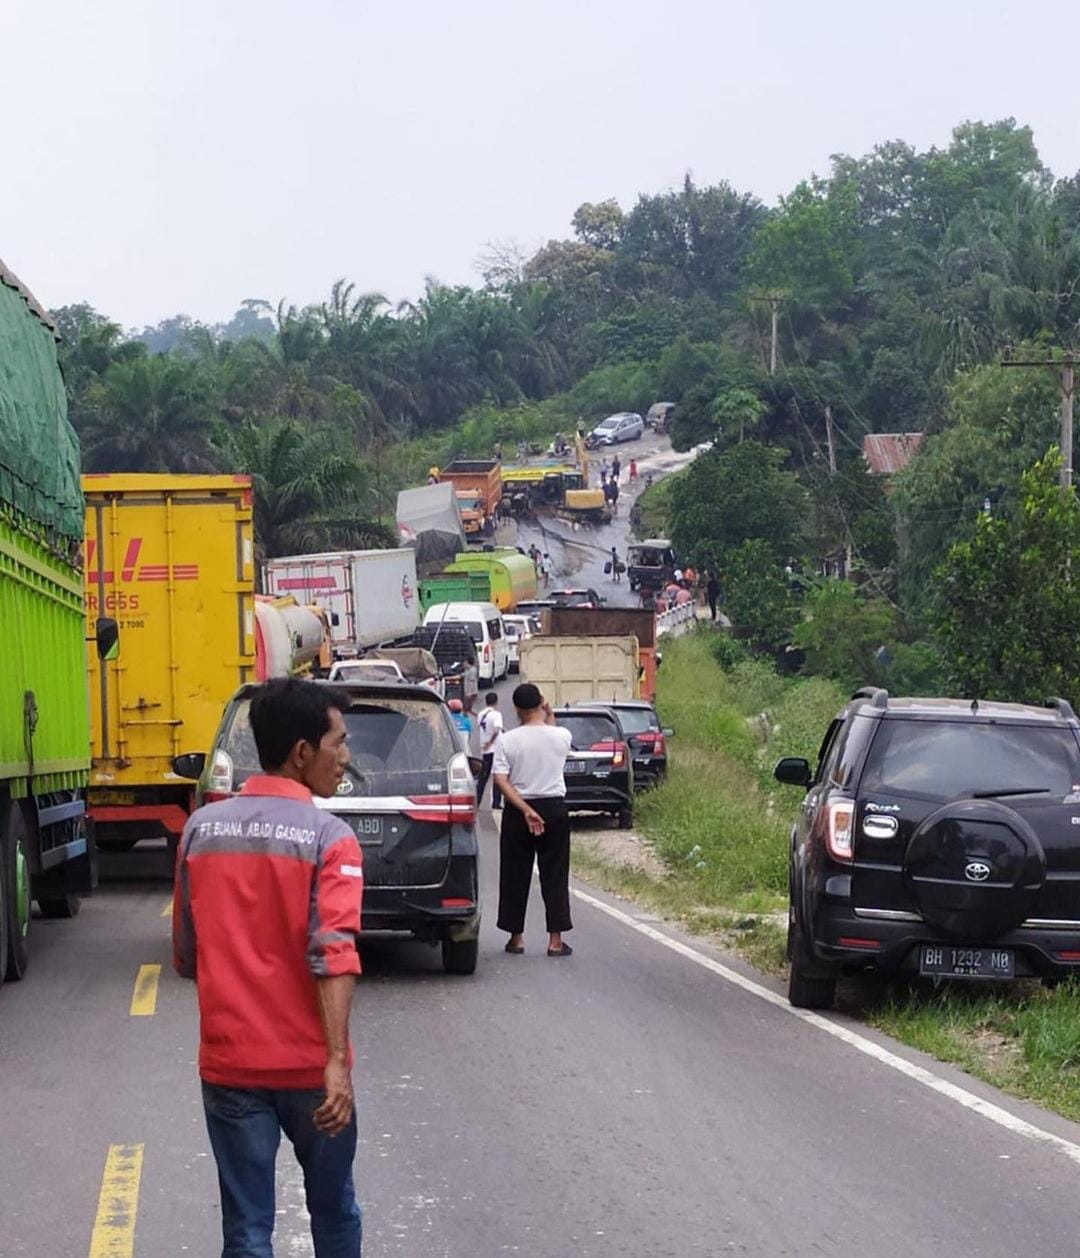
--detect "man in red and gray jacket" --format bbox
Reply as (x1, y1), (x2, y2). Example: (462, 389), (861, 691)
(173, 678), (363, 1257)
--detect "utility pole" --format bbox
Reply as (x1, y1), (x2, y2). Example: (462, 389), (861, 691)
(1001, 350), (1077, 491)
(824, 404), (838, 475)
(750, 293), (783, 375)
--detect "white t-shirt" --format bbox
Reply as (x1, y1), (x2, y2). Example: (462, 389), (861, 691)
(493, 723), (573, 799)
(477, 706), (504, 753)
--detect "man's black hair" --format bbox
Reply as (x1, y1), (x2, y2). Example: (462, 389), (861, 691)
(249, 678), (351, 771)
(485, 691), (499, 705)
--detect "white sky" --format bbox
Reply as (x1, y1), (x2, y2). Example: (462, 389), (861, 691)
(0, 0), (1074, 329)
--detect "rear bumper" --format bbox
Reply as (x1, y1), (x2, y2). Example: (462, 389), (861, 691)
(810, 900), (1080, 977)
(362, 856), (480, 940)
(632, 757), (666, 788)
(564, 778), (632, 815)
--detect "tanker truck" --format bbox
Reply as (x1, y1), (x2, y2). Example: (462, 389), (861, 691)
(0, 259), (116, 988)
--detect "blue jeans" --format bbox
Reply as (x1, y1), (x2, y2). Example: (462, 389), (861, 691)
(202, 1081), (362, 1257)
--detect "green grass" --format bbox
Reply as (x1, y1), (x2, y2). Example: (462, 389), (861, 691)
(572, 628), (1080, 1122)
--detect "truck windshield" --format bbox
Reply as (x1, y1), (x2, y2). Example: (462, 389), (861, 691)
(860, 720), (1080, 799)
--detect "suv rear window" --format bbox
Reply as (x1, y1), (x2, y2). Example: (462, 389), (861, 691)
(860, 720), (1080, 799)
(557, 713), (619, 748)
(609, 708), (656, 736)
(221, 696), (456, 792)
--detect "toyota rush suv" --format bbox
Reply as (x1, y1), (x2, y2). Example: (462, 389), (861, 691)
(572, 700), (672, 788)
(174, 680), (481, 975)
(775, 688), (1080, 1009)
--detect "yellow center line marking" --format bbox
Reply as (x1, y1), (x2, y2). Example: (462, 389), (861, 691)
(89, 1142), (144, 1257)
(129, 964), (161, 1017)
(160, 900), (172, 917)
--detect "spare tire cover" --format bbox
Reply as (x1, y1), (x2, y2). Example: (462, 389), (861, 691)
(903, 799), (1045, 939)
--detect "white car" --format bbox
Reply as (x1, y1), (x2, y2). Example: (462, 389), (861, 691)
(503, 613), (541, 673)
(328, 659), (406, 684)
(591, 412), (644, 445)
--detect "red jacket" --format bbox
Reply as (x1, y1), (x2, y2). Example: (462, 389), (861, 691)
(173, 775), (363, 1089)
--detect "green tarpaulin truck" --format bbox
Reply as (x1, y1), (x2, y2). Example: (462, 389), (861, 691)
(0, 259), (114, 989)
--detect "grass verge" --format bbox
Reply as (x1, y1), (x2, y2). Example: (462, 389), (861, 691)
(570, 627), (1080, 1124)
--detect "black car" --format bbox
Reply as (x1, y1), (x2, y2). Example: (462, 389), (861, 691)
(775, 687), (1080, 1009)
(554, 707), (634, 828)
(573, 700), (672, 788)
(175, 680), (481, 975)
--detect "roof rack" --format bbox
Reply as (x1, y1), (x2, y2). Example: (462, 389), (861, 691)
(850, 686), (889, 709)
(1044, 697), (1078, 721)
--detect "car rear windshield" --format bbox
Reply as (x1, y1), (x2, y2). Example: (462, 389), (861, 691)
(609, 708), (656, 735)
(860, 719), (1080, 799)
(222, 696), (456, 793)
(334, 663), (400, 682)
(557, 713), (619, 748)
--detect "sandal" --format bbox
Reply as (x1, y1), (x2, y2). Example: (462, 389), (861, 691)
(504, 941), (524, 954)
(547, 943), (573, 957)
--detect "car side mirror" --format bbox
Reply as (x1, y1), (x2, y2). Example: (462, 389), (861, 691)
(172, 752), (207, 780)
(774, 757), (812, 787)
(95, 616), (119, 660)
(662, 727), (674, 738)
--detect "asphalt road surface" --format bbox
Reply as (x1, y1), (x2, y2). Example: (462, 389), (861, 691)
(7, 434), (1080, 1255)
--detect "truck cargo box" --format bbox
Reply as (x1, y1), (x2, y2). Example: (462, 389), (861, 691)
(518, 635), (639, 706)
(445, 548), (537, 612)
(83, 474), (256, 840)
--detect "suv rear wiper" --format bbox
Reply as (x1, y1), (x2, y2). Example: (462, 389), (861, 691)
(970, 787), (1051, 798)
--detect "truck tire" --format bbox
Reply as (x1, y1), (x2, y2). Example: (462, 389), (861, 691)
(4, 804), (32, 981)
(0, 809), (10, 989)
(38, 893), (80, 919)
(442, 936), (478, 975)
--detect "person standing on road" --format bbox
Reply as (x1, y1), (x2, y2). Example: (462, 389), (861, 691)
(494, 683), (574, 957)
(540, 552), (553, 587)
(610, 546), (622, 583)
(609, 478), (620, 516)
(449, 697), (474, 742)
(475, 691), (504, 809)
(611, 454), (621, 483)
(600, 456), (609, 483)
(706, 570), (720, 622)
(629, 458), (638, 482)
(173, 678), (364, 1258)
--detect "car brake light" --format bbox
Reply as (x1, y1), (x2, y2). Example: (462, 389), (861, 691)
(613, 743), (626, 768)
(484, 643), (491, 661)
(825, 800), (855, 862)
(838, 937), (880, 950)
(1058, 951), (1080, 962)
(209, 748), (234, 796)
(441, 897), (474, 908)
(203, 792), (232, 803)
(405, 753), (477, 825)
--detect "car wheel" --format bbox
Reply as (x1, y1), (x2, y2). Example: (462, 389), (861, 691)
(442, 936), (478, 975)
(617, 807), (633, 829)
(787, 930), (836, 1010)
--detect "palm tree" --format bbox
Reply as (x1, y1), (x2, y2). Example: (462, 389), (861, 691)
(217, 419), (392, 562)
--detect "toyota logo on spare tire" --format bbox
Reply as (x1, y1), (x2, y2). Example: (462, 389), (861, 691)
(964, 860), (992, 882)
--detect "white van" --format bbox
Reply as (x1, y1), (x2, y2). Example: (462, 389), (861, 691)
(422, 602), (509, 683)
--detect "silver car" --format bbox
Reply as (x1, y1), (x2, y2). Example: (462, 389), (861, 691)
(591, 412), (645, 445)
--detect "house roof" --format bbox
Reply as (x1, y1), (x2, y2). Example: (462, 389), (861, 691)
(862, 432), (924, 475)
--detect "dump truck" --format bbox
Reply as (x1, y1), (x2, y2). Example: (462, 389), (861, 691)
(263, 548), (419, 655)
(419, 570), (493, 612)
(518, 635), (639, 706)
(397, 482), (468, 572)
(0, 260), (115, 983)
(83, 475), (256, 851)
(439, 459), (502, 535)
(539, 605), (658, 700)
(444, 547), (537, 611)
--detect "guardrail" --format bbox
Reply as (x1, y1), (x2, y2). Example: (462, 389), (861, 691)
(656, 602), (698, 636)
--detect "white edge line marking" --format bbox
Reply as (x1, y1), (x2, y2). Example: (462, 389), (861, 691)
(570, 884), (1080, 1168)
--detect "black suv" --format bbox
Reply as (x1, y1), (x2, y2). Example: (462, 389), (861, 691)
(776, 689), (1080, 1009)
(175, 680), (481, 975)
(554, 707), (634, 827)
(572, 700), (672, 789)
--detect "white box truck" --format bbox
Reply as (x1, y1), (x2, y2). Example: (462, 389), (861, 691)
(264, 548), (420, 654)
(518, 635), (640, 705)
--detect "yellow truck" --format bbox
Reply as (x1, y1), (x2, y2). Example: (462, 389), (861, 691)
(83, 475), (256, 852)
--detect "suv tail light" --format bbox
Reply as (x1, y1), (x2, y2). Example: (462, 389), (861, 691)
(636, 731), (666, 755)
(405, 753), (477, 825)
(208, 748), (234, 797)
(483, 643), (491, 662)
(824, 800), (855, 862)
(589, 740), (625, 766)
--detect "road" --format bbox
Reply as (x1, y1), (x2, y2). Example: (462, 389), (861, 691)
(6, 433), (1080, 1255)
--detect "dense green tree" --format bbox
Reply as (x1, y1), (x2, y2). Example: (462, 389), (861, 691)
(794, 581), (895, 690)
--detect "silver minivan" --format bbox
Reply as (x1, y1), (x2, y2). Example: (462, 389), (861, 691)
(591, 412), (645, 445)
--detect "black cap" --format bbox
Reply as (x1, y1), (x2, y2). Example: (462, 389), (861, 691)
(512, 682), (543, 710)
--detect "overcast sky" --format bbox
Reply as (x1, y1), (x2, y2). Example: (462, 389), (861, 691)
(1, 0), (1074, 329)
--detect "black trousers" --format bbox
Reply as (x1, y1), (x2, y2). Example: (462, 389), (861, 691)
(476, 754), (502, 807)
(497, 797), (572, 934)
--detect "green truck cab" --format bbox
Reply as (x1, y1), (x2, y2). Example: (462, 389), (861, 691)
(0, 260), (113, 988)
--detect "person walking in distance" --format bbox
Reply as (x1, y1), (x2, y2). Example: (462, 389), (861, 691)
(706, 570), (720, 622)
(493, 683), (574, 956)
(540, 551), (553, 587)
(611, 454), (621, 483)
(173, 678), (363, 1258)
(610, 546), (622, 583)
(475, 691), (504, 809)
(609, 477), (620, 517)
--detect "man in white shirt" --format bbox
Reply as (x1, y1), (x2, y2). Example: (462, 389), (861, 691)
(492, 683), (574, 957)
(475, 691), (504, 809)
